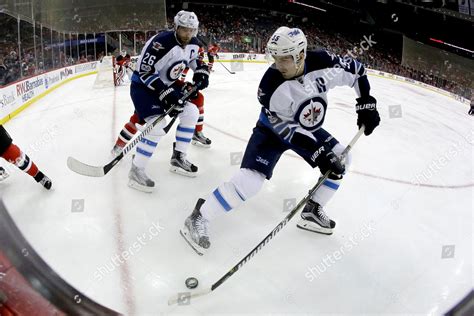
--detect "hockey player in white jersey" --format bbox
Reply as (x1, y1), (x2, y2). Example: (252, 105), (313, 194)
(127, 11), (210, 192)
(181, 27), (380, 253)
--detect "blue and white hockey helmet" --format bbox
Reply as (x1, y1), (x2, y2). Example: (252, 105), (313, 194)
(174, 10), (199, 36)
(267, 27), (307, 64)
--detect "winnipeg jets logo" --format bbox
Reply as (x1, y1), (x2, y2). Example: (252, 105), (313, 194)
(295, 97), (327, 131)
(288, 29), (300, 37)
(167, 60), (188, 81)
(303, 106), (321, 123)
(152, 42), (165, 51)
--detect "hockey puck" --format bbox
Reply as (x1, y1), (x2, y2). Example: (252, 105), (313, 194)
(185, 277), (199, 289)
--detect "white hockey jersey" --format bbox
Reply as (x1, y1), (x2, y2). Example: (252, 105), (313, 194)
(131, 31), (202, 91)
(258, 50), (371, 143)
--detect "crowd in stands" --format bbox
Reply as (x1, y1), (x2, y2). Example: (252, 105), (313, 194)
(188, 5), (472, 98)
(1, 7), (472, 99)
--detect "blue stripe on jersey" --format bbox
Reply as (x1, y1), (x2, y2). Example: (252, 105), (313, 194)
(323, 180), (339, 190)
(177, 126), (195, 133)
(213, 188), (232, 211)
(137, 147), (153, 157)
(144, 74), (160, 86)
(284, 127), (297, 142)
(272, 121), (285, 132)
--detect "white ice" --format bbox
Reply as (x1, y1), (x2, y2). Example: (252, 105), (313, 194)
(1, 62), (472, 315)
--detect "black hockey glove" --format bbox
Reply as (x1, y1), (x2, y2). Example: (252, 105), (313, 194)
(159, 85), (184, 117)
(193, 64), (210, 90)
(356, 95), (380, 136)
(292, 132), (345, 177)
(314, 145), (345, 177)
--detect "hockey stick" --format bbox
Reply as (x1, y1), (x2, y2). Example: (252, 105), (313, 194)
(67, 85), (199, 177)
(168, 126), (366, 305)
(218, 60), (236, 74)
(163, 115), (178, 133)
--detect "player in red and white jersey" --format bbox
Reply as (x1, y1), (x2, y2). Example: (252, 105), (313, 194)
(115, 50), (133, 86)
(0, 125), (52, 189)
(207, 43), (220, 71)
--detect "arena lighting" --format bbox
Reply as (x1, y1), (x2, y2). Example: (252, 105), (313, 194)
(429, 37), (474, 54)
(288, 0), (327, 12)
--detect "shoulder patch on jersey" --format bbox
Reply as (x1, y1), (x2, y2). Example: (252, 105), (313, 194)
(295, 96), (328, 132)
(141, 64), (152, 72)
(152, 31), (178, 50)
(152, 42), (165, 51)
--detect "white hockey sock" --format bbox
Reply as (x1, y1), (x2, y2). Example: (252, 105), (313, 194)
(175, 103), (199, 152)
(175, 124), (195, 152)
(133, 118), (165, 169)
(311, 142), (351, 207)
(200, 168), (265, 220)
(133, 135), (161, 169)
(310, 177), (342, 206)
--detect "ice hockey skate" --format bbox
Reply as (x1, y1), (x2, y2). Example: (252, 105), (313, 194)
(169, 142), (198, 177)
(297, 199), (335, 235)
(180, 198), (210, 255)
(128, 161), (155, 193)
(0, 167), (9, 182)
(191, 131), (212, 148)
(35, 172), (52, 190)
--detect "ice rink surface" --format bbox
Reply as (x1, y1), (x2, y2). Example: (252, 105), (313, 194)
(1, 62), (472, 315)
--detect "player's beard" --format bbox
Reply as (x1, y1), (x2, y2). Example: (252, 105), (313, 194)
(177, 34), (192, 46)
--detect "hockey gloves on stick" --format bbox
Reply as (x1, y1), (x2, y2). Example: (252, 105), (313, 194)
(193, 64), (210, 90)
(159, 85), (185, 116)
(292, 132), (345, 177)
(356, 95), (380, 136)
(314, 145), (345, 177)
(183, 82), (199, 99)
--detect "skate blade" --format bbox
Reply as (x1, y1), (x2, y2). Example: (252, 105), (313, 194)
(128, 179), (154, 193)
(191, 140), (211, 148)
(296, 219), (333, 235)
(180, 229), (205, 256)
(169, 166), (198, 178)
(0, 174), (10, 182)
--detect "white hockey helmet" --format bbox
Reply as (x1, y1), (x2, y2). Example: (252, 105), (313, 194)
(174, 10), (199, 36)
(267, 27), (307, 64)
